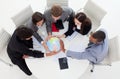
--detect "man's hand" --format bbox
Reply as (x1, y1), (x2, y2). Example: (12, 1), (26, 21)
(22, 55), (29, 59)
(60, 39), (66, 52)
(46, 51), (58, 56)
(56, 34), (66, 38)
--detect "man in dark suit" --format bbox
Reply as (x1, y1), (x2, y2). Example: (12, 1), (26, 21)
(7, 26), (56, 79)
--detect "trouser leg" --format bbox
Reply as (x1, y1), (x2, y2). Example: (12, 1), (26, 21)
(15, 59), (32, 76)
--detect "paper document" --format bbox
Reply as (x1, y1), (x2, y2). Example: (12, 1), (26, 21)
(66, 31), (78, 41)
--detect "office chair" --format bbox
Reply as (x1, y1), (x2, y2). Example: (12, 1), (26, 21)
(46, 0), (68, 8)
(11, 5), (33, 27)
(77, 0), (107, 32)
(108, 35), (120, 63)
(90, 35), (120, 72)
(0, 28), (13, 67)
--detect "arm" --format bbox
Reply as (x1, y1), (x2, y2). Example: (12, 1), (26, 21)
(60, 39), (65, 52)
(66, 49), (97, 63)
(26, 19), (44, 43)
(33, 32), (43, 43)
(15, 43), (57, 58)
(44, 9), (52, 36)
(46, 22), (52, 36)
(64, 16), (75, 37)
(14, 43), (44, 58)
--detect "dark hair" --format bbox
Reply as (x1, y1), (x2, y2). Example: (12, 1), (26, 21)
(75, 12), (92, 35)
(92, 31), (106, 42)
(75, 12), (87, 23)
(80, 18), (92, 35)
(32, 12), (45, 25)
(51, 5), (63, 17)
(16, 25), (33, 40)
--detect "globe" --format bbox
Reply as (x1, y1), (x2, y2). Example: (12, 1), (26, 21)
(46, 37), (60, 52)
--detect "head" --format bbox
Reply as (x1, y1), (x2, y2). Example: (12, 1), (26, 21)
(80, 18), (92, 35)
(32, 12), (45, 27)
(51, 5), (63, 21)
(16, 25), (33, 40)
(89, 31), (106, 44)
(74, 12), (91, 35)
(74, 12), (87, 26)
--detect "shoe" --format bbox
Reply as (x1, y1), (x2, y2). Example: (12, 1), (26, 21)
(27, 74), (38, 79)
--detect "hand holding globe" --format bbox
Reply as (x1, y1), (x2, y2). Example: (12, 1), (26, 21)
(42, 36), (65, 56)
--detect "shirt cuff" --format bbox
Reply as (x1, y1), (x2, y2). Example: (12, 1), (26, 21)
(41, 41), (44, 44)
(44, 54), (46, 57)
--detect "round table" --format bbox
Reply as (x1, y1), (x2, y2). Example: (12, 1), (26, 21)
(26, 54), (89, 79)
(29, 21), (90, 79)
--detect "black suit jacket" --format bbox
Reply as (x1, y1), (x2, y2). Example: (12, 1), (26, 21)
(7, 29), (44, 64)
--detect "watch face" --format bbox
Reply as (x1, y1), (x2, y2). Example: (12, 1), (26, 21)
(58, 57), (69, 70)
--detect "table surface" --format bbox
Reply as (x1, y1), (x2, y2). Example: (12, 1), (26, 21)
(33, 22), (89, 52)
(26, 54), (89, 79)
(27, 21), (90, 79)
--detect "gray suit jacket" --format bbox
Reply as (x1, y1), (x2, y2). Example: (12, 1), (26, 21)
(26, 18), (43, 43)
(44, 7), (74, 34)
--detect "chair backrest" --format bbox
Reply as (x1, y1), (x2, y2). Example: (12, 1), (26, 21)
(90, 34), (120, 72)
(83, 0), (107, 31)
(0, 28), (11, 52)
(11, 5), (33, 27)
(108, 35), (120, 63)
(46, 0), (68, 8)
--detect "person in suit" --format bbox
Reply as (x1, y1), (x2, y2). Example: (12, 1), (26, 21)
(44, 4), (75, 36)
(26, 12), (45, 44)
(65, 29), (108, 64)
(59, 12), (92, 38)
(7, 26), (56, 79)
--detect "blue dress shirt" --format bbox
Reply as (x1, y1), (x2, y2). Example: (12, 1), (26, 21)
(66, 29), (109, 64)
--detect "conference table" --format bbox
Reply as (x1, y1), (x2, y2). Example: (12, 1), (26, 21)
(26, 22), (90, 79)
(26, 55), (89, 79)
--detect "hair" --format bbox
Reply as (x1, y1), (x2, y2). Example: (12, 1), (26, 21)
(75, 12), (92, 35)
(75, 12), (87, 23)
(16, 25), (33, 40)
(80, 18), (92, 35)
(92, 30), (106, 42)
(32, 12), (45, 25)
(51, 5), (63, 17)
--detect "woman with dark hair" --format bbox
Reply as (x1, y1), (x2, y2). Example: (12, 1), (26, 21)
(26, 12), (45, 44)
(59, 12), (92, 38)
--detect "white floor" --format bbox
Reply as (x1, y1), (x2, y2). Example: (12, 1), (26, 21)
(80, 62), (120, 79)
